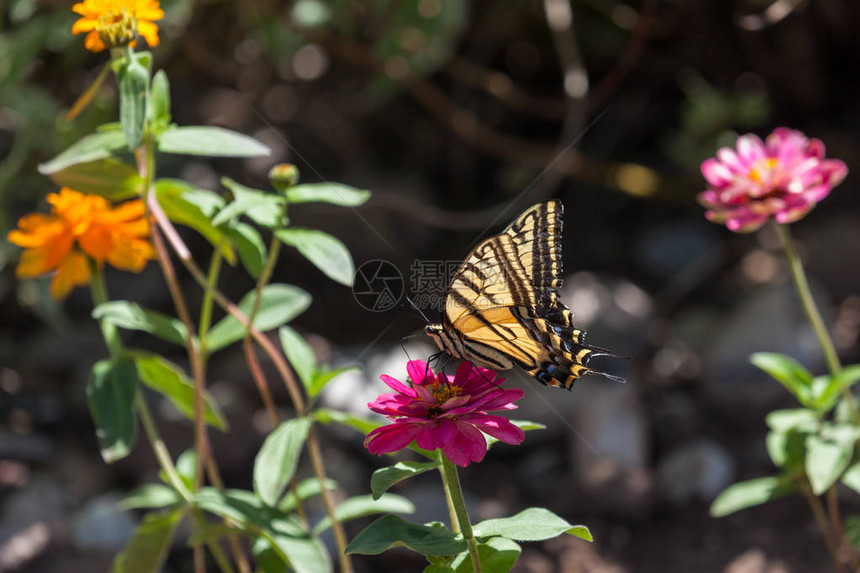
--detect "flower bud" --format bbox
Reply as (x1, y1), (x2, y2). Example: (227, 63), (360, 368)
(97, 9), (138, 50)
(269, 164), (300, 192)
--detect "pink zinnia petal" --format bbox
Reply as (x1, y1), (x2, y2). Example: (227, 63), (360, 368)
(365, 359), (523, 464)
(380, 374), (416, 397)
(699, 128), (847, 232)
(365, 421), (425, 454)
(415, 418), (458, 450)
(701, 158), (733, 187)
(466, 414), (526, 445)
(726, 212), (769, 233)
(736, 134), (766, 163)
(442, 422), (487, 467)
(716, 147), (747, 173)
(406, 360), (432, 385)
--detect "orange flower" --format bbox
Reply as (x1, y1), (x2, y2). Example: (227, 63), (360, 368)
(7, 188), (155, 299)
(72, 0), (164, 53)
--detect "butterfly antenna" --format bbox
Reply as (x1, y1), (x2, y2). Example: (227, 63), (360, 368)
(587, 369), (626, 384)
(406, 295), (432, 324)
(399, 338), (416, 365)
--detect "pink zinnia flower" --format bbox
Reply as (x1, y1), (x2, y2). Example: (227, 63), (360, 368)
(364, 360), (525, 467)
(698, 127), (847, 232)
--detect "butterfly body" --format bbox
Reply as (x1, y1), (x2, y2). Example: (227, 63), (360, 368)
(424, 200), (617, 390)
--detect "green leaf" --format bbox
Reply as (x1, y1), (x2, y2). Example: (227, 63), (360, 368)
(46, 158), (143, 200)
(314, 494), (415, 535)
(179, 186), (226, 217)
(710, 476), (797, 517)
(38, 130), (127, 174)
(116, 53), (150, 150)
(252, 538), (288, 573)
(371, 461), (440, 500)
(93, 301), (188, 346)
(845, 515), (860, 551)
(812, 366), (860, 412)
(751, 352), (813, 405)
(254, 417), (312, 506)
(224, 222), (266, 278)
(278, 477), (338, 513)
(278, 326), (316, 391)
(765, 429), (806, 470)
(220, 177), (286, 228)
(187, 524), (239, 545)
(472, 508), (591, 543)
(213, 192), (284, 227)
(842, 463), (860, 495)
(192, 488), (305, 533)
(765, 408), (819, 433)
(276, 228), (355, 286)
(425, 566), (455, 573)
(192, 488), (330, 573)
(806, 425), (860, 495)
(308, 366), (358, 399)
(285, 183), (370, 206)
(120, 484), (181, 510)
(158, 126), (271, 157)
(453, 537), (521, 573)
(149, 70), (171, 134)
(206, 284), (311, 353)
(112, 509), (184, 573)
(135, 355), (228, 431)
(345, 516), (466, 556)
(173, 449), (197, 491)
(155, 179), (236, 264)
(87, 358), (139, 463)
(313, 407), (383, 435)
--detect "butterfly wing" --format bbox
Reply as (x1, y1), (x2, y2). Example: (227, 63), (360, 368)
(439, 215), (613, 389)
(503, 199), (564, 310)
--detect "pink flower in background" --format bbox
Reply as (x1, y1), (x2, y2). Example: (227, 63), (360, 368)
(699, 128), (848, 232)
(365, 360), (525, 467)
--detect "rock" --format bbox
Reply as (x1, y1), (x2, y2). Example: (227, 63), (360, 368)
(0, 477), (68, 535)
(724, 548), (789, 573)
(0, 431), (53, 464)
(321, 341), (436, 417)
(656, 438), (736, 504)
(572, 385), (649, 470)
(70, 492), (137, 552)
(699, 283), (825, 416)
(0, 522), (52, 572)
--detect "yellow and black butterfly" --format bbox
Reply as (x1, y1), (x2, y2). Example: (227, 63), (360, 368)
(424, 200), (620, 389)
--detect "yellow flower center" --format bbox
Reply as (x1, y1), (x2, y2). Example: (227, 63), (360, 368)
(96, 8), (138, 49)
(429, 382), (463, 405)
(748, 157), (779, 184)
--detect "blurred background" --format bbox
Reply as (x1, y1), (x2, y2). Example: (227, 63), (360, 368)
(3, 0), (860, 571)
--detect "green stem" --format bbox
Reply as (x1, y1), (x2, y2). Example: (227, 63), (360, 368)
(775, 223), (842, 375)
(775, 222), (858, 423)
(88, 260), (122, 359)
(777, 222), (860, 571)
(149, 203), (353, 573)
(438, 464), (460, 535)
(199, 244), (225, 358)
(247, 236), (282, 329)
(440, 457), (481, 573)
(136, 394), (190, 500)
(800, 477), (846, 573)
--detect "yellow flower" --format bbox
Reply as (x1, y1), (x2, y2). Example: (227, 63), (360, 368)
(72, 0), (164, 53)
(7, 188), (155, 299)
